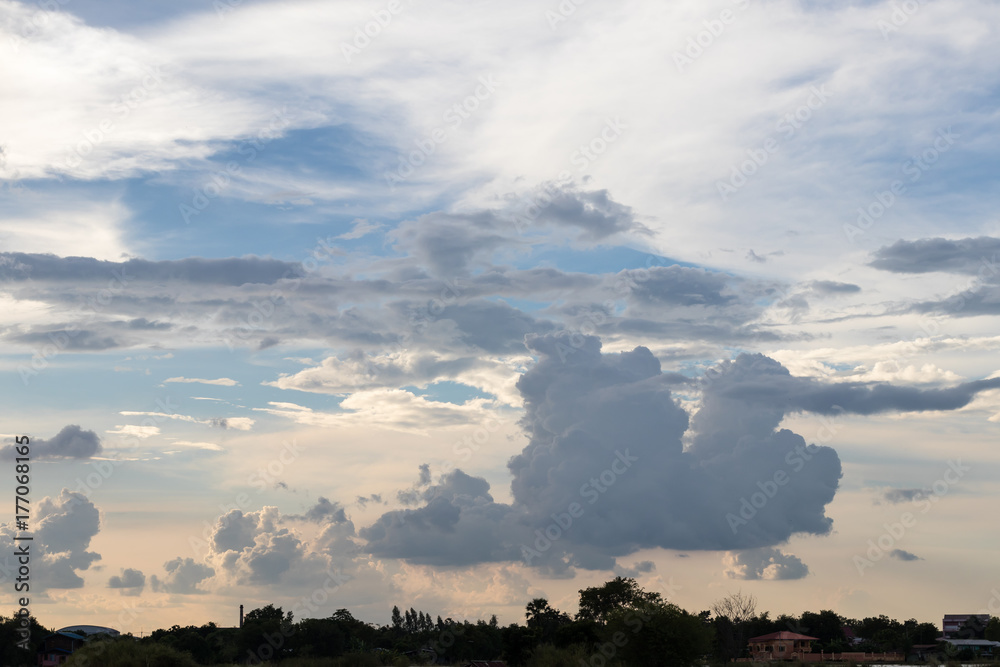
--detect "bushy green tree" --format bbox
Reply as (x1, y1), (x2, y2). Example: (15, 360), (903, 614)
(64, 638), (200, 667)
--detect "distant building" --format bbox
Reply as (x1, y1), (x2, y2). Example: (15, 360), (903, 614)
(943, 614), (990, 639)
(748, 631), (819, 660)
(56, 625), (119, 639)
(937, 638), (1000, 658)
(37, 631), (87, 666)
(37, 626), (119, 665)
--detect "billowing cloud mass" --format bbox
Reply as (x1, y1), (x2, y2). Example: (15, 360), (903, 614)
(0, 425), (102, 460)
(150, 557), (215, 594)
(363, 335), (843, 573)
(361, 335), (1000, 574)
(723, 548), (810, 580)
(0, 490), (102, 589)
(108, 568), (146, 594)
(207, 505), (355, 585)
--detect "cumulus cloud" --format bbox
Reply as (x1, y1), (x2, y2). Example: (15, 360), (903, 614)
(889, 549), (922, 561)
(207, 506), (353, 585)
(0, 490), (102, 589)
(0, 425), (102, 460)
(361, 333), (1000, 573)
(150, 557), (215, 594)
(108, 568), (146, 594)
(723, 548), (810, 580)
(364, 335), (843, 573)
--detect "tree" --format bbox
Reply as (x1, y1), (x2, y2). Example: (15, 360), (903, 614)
(244, 604), (287, 624)
(607, 601), (713, 667)
(391, 605), (403, 631)
(986, 617), (1000, 642)
(800, 610), (845, 649)
(711, 591), (758, 660)
(65, 638), (200, 667)
(576, 577), (662, 623)
(525, 598), (571, 644)
(526, 598), (557, 627)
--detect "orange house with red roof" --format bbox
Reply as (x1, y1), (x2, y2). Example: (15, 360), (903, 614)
(748, 631), (818, 660)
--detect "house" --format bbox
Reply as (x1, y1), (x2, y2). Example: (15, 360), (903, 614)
(937, 638), (1000, 658)
(748, 631), (818, 660)
(942, 614), (989, 639)
(37, 631), (86, 666)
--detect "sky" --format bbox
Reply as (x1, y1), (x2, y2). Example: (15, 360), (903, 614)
(1, 0), (1000, 636)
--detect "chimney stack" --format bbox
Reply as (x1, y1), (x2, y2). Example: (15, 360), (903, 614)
(240, 604), (244, 629)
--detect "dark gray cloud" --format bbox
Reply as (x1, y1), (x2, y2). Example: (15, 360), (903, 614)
(808, 280), (861, 295)
(364, 335), (842, 573)
(108, 568), (146, 594)
(0, 252), (303, 285)
(724, 548), (810, 580)
(10, 328), (120, 351)
(361, 469), (521, 567)
(363, 333), (1000, 572)
(695, 354), (1000, 418)
(0, 425), (102, 460)
(390, 211), (512, 276)
(870, 237), (1000, 275)
(883, 488), (928, 504)
(150, 557), (215, 594)
(287, 497), (349, 524)
(622, 265), (735, 307)
(438, 300), (557, 353)
(890, 549), (922, 561)
(529, 187), (646, 241)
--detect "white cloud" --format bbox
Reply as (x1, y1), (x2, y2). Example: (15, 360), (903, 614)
(256, 390), (498, 433)
(164, 376), (240, 386)
(106, 424), (160, 438)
